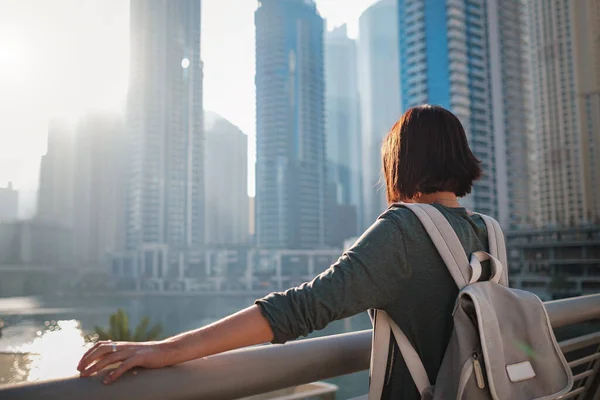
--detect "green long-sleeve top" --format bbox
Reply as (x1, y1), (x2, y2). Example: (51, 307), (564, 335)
(255, 204), (490, 399)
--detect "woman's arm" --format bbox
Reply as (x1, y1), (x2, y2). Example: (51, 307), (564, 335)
(78, 211), (408, 384)
(77, 305), (273, 384)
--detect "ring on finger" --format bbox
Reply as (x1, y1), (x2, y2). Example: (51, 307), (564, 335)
(111, 342), (117, 353)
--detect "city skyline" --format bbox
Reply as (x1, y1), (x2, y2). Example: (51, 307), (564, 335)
(0, 0), (598, 233)
(0, 0), (379, 206)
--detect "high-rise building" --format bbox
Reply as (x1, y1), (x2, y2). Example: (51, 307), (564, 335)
(37, 120), (75, 226)
(357, 0), (401, 230)
(255, 0), (326, 249)
(325, 25), (362, 213)
(37, 115), (127, 269)
(527, 0), (600, 227)
(72, 114), (127, 268)
(0, 182), (18, 222)
(325, 25), (361, 245)
(204, 112), (249, 246)
(126, 0), (204, 277)
(488, 0), (534, 228)
(397, 0), (499, 220)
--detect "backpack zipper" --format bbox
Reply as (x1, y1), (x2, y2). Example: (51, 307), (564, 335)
(456, 355), (474, 399)
(473, 353), (486, 389)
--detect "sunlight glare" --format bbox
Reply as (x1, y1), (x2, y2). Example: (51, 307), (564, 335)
(0, 38), (28, 81)
(15, 320), (90, 382)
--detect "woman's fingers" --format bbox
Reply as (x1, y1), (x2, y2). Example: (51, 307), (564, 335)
(78, 341), (106, 370)
(81, 351), (132, 376)
(79, 342), (137, 373)
(78, 342), (115, 372)
(80, 349), (133, 377)
(104, 358), (140, 384)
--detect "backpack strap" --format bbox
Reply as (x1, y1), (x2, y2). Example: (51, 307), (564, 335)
(478, 214), (509, 286)
(369, 310), (391, 400)
(369, 310), (431, 400)
(402, 203), (471, 289)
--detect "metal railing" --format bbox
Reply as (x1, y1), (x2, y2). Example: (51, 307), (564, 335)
(1, 294), (600, 400)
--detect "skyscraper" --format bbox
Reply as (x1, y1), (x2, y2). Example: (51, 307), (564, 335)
(397, 0), (497, 220)
(37, 120), (75, 226)
(488, 0), (533, 228)
(527, 0), (600, 227)
(325, 25), (361, 245)
(325, 24), (362, 214)
(357, 0), (401, 230)
(72, 114), (126, 268)
(204, 112), (249, 246)
(255, 0), (326, 249)
(37, 115), (127, 269)
(126, 0), (204, 277)
(0, 183), (18, 222)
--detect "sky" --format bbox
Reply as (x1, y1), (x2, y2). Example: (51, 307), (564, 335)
(0, 0), (378, 214)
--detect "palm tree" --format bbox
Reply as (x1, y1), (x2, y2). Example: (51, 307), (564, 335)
(91, 308), (163, 342)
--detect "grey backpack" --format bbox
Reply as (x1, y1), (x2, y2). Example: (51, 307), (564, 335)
(368, 203), (573, 400)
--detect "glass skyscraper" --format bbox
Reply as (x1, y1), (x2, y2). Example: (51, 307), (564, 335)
(357, 0), (401, 230)
(397, 0), (534, 223)
(255, 0), (326, 249)
(125, 0), (204, 281)
(488, 0), (533, 228)
(325, 24), (361, 242)
(204, 113), (249, 246)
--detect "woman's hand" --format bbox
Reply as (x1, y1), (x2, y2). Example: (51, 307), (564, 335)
(77, 340), (180, 384)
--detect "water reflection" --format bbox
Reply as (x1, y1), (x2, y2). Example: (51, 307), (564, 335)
(4, 320), (90, 384)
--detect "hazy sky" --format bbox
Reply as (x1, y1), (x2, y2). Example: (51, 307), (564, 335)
(0, 0), (377, 205)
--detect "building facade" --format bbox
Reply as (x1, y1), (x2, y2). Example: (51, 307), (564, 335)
(72, 114), (127, 269)
(189, 247), (343, 293)
(488, 0), (534, 228)
(508, 226), (600, 301)
(204, 112), (249, 246)
(325, 25), (362, 216)
(125, 0), (204, 279)
(357, 0), (401, 230)
(325, 25), (361, 246)
(37, 115), (127, 269)
(527, 0), (600, 227)
(397, 0), (497, 218)
(0, 183), (18, 222)
(37, 120), (75, 226)
(255, 0), (326, 249)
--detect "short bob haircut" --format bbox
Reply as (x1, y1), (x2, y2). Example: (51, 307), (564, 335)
(382, 104), (482, 203)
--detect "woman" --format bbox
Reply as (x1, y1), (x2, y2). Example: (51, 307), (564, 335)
(78, 105), (488, 399)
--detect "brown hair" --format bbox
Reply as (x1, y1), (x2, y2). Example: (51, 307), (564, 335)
(382, 105), (482, 203)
